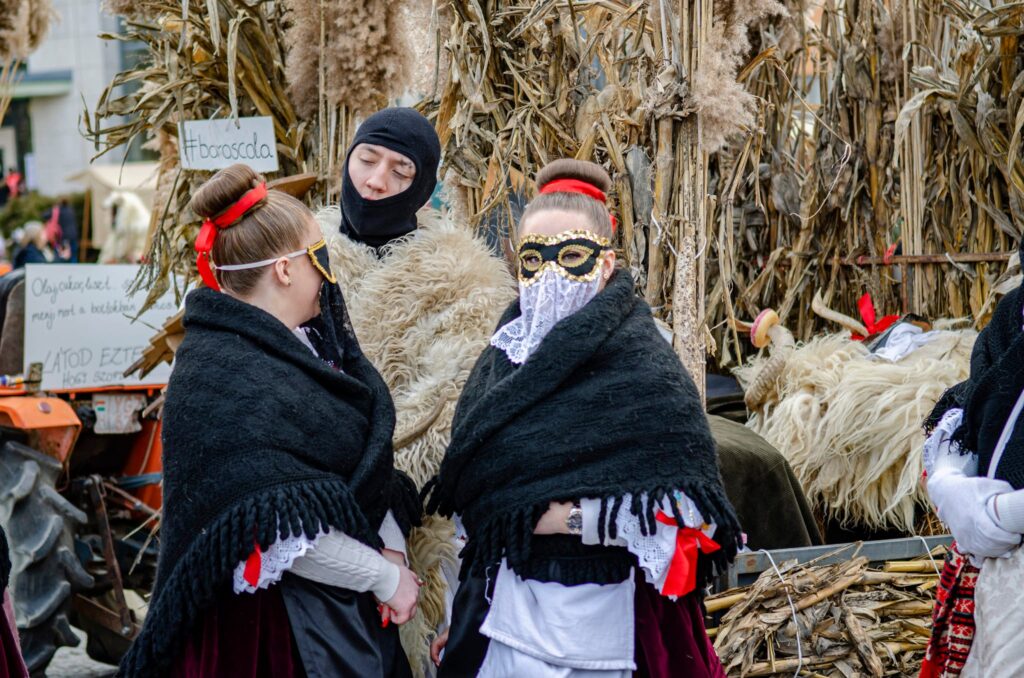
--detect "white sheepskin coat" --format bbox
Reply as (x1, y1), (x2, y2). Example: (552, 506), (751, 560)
(317, 205), (516, 675)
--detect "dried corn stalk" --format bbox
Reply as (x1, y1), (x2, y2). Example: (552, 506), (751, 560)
(0, 0), (57, 126)
(705, 0), (1024, 366)
(422, 0), (782, 380)
(709, 545), (944, 677)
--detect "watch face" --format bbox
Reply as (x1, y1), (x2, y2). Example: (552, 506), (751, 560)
(567, 508), (583, 534)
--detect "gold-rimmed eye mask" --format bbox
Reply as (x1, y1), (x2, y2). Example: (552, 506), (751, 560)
(216, 238), (337, 284)
(516, 230), (611, 285)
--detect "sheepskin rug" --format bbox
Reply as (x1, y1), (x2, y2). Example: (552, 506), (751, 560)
(734, 325), (975, 533)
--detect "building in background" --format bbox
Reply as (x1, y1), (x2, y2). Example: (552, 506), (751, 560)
(0, 0), (150, 196)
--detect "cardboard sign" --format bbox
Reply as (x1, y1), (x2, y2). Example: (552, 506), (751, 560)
(178, 116), (279, 172)
(24, 264), (177, 391)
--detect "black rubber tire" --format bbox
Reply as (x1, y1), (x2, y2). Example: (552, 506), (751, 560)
(0, 441), (93, 674)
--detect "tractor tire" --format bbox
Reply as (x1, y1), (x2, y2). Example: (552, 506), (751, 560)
(0, 441), (94, 675)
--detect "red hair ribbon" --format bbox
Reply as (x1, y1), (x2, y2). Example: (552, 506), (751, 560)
(194, 182), (268, 291)
(850, 292), (900, 341)
(655, 511), (720, 598)
(539, 178), (618, 234)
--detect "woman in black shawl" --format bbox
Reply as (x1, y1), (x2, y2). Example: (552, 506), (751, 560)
(922, 257), (1024, 677)
(425, 160), (741, 677)
(119, 164), (422, 677)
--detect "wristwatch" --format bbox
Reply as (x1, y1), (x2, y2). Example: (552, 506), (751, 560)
(566, 502), (583, 535)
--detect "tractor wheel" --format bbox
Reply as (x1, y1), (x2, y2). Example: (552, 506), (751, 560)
(0, 441), (94, 675)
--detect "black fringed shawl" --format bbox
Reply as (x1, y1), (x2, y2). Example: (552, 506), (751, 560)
(424, 270), (741, 587)
(120, 288), (411, 677)
(926, 286), (1024, 487)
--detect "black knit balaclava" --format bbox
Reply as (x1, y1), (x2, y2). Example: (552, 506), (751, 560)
(340, 108), (441, 248)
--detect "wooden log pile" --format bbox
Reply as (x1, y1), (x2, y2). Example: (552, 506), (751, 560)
(708, 546), (943, 677)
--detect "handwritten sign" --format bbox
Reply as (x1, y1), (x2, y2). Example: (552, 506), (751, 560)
(178, 116), (279, 172)
(24, 264), (177, 391)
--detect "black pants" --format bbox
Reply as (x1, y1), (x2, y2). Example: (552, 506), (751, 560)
(280, 573), (412, 678)
(437, 569), (496, 678)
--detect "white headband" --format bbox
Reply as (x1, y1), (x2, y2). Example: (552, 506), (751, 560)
(216, 248), (306, 271)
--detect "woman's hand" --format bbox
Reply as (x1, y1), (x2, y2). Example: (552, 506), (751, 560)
(533, 501), (574, 535)
(383, 564), (422, 624)
(431, 627), (449, 666)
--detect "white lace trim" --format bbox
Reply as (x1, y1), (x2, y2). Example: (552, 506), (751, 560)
(232, 529), (326, 594)
(923, 407), (964, 477)
(490, 270), (601, 364)
(611, 492), (713, 590)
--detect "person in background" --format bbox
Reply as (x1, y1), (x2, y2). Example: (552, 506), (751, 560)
(316, 107), (516, 673)
(43, 201), (75, 262)
(13, 221), (55, 269)
(56, 199), (79, 262)
(4, 169), (22, 201)
(922, 241), (1024, 677)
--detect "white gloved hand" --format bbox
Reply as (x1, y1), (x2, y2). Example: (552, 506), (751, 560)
(923, 409), (976, 478)
(928, 467), (1020, 558)
(930, 439), (978, 477)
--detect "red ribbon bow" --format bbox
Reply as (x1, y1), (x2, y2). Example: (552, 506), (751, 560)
(243, 542), (262, 587)
(851, 292), (900, 341)
(195, 182), (268, 291)
(539, 178), (618, 234)
(654, 511), (720, 598)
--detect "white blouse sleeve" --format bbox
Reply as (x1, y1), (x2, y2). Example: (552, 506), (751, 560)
(580, 492), (714, 590)
(378, 510), (407, 561)
(233, 529), (400, 602)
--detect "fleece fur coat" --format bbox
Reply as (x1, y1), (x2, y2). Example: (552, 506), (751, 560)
(317, 205), (516, 675)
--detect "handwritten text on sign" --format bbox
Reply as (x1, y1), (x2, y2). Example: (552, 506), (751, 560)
(25, 264), (176, 391)
(178, 116), (279, 173)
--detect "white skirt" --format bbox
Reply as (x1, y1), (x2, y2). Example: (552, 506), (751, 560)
(962, 546), (1024, 677)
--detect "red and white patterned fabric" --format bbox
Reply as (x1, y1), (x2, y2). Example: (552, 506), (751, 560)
(920, 542), (978, 678)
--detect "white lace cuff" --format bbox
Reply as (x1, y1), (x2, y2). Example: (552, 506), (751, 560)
(580, 492), (713, 590)
(233, 529), (324, 594)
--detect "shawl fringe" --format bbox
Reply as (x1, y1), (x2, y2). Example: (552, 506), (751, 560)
(434, 477), (741, 590)
(120, 479), (378, 677)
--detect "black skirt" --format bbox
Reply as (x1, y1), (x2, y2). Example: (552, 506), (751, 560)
(279, 573), (412, 678)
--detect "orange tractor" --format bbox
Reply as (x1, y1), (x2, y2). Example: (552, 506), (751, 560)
(0, 267), (165, 675)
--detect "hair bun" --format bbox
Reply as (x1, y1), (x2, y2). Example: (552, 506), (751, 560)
(189, 164), (266, 219)
(535, 159), (611, 194)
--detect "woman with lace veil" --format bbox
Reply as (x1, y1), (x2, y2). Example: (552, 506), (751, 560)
(424, 159), (741, 677)
(119, 164), (422, 677)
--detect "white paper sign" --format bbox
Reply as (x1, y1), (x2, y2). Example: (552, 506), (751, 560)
(178, 116), (279, 172)
(24, 264), (177, 391)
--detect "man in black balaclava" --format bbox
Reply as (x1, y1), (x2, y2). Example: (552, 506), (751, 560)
(320, 106), (515, 676)
(340, 108), (442, 249)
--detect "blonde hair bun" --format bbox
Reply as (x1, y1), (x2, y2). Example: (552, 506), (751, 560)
(190, 164), (266, 220)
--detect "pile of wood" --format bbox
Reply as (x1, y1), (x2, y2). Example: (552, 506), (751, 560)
(709, 546), (943, 677)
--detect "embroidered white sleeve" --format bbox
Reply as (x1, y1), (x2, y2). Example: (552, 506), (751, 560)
(232, 529), (324, 594)
(580, 492), (712, 589)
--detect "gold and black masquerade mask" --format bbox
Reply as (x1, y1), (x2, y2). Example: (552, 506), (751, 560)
(516, 230), (611, 286)
(216, 238), (337, 284)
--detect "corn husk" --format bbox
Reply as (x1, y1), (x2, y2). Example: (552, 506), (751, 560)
(709, 545), (945, 677)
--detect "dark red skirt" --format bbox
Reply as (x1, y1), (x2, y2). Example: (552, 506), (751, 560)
(1, 591), (28, 678)
(171, 585), (303, 678)
(634, 581), (725, 678)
